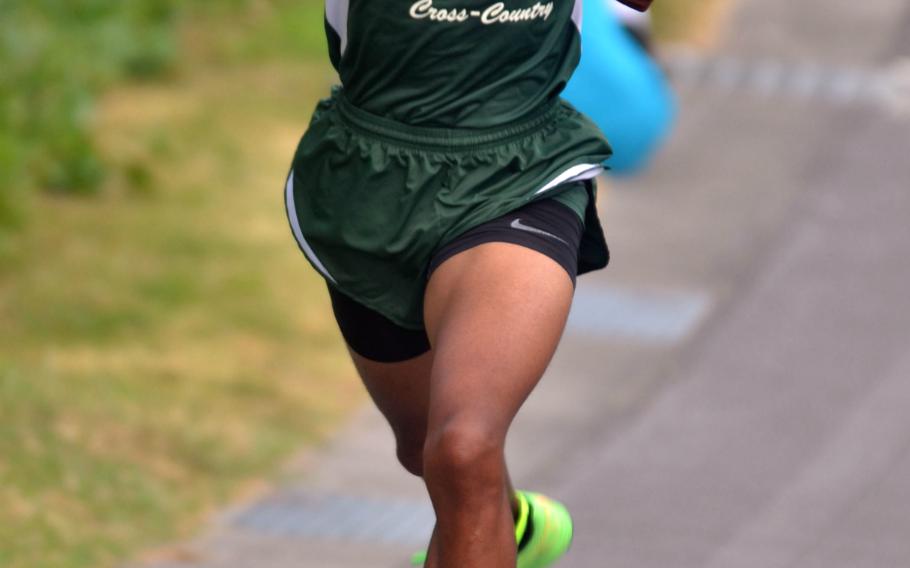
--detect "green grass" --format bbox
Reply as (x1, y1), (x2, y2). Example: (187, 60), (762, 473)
(0, 0), (328, 233)
(0, 0), (185, 213)
(0, 4), (361, 568)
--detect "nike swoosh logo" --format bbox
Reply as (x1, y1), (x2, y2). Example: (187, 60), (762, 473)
(510, 218), (569, 245)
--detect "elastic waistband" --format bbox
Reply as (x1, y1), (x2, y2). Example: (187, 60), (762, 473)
(335, 91), (564, 151)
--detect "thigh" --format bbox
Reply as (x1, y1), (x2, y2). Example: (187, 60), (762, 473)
(423, 242), (575, 435)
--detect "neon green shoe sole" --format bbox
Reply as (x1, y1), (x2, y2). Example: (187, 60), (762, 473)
(517, 492), (574, 568)
(410, 550), (428, 566)
(409, 491), (573, 567)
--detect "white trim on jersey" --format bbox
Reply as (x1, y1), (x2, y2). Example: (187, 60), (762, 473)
(285, 171), (337, 283)
(534, 163), (604, 196)
(325, 0), (350, 55)
(572, 0), (584, 31)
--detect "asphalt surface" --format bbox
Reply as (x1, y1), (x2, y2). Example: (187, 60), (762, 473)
(138, 0), (910, 566)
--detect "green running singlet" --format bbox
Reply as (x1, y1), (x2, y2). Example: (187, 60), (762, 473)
(325, 0), (586, 127)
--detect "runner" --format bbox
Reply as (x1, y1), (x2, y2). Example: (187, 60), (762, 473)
(284, 1), (652, 566)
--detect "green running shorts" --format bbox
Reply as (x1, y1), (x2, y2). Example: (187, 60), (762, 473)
(285, 89), (612, 330)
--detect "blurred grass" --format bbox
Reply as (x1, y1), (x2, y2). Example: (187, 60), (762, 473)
(0, 2), (357, 568)
(0, 0), (326, 241)
(651, 0), (732, 46)
(0, 0), (181, 230)
(0, 2), (720, 567)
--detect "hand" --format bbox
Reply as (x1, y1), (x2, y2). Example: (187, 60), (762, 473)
(615, 0), (653, 12)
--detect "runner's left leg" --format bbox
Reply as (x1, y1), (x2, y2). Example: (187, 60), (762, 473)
(347, 350), (433, 477)
(346, 348), (522, 568)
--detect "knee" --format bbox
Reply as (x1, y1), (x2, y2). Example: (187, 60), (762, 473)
(422, 419), (504, 490)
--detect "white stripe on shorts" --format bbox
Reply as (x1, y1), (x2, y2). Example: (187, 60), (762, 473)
(534, 163), (604, 196)
(285, 170), (337, 283)
(325, 0), (350, 55)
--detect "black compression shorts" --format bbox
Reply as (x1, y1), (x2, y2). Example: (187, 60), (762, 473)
(328, 195), (591, 363)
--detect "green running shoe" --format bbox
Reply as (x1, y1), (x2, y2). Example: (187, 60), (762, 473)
(410, 550), (428, 566)
(516, 492), (574, 568)
(409, 491), (573, 567)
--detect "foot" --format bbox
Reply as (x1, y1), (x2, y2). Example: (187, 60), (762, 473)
(517, 492), (574, 568)
(410, 491), (573, 567)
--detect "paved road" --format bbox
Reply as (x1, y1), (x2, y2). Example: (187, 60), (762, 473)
(139, 0), (910, 566)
